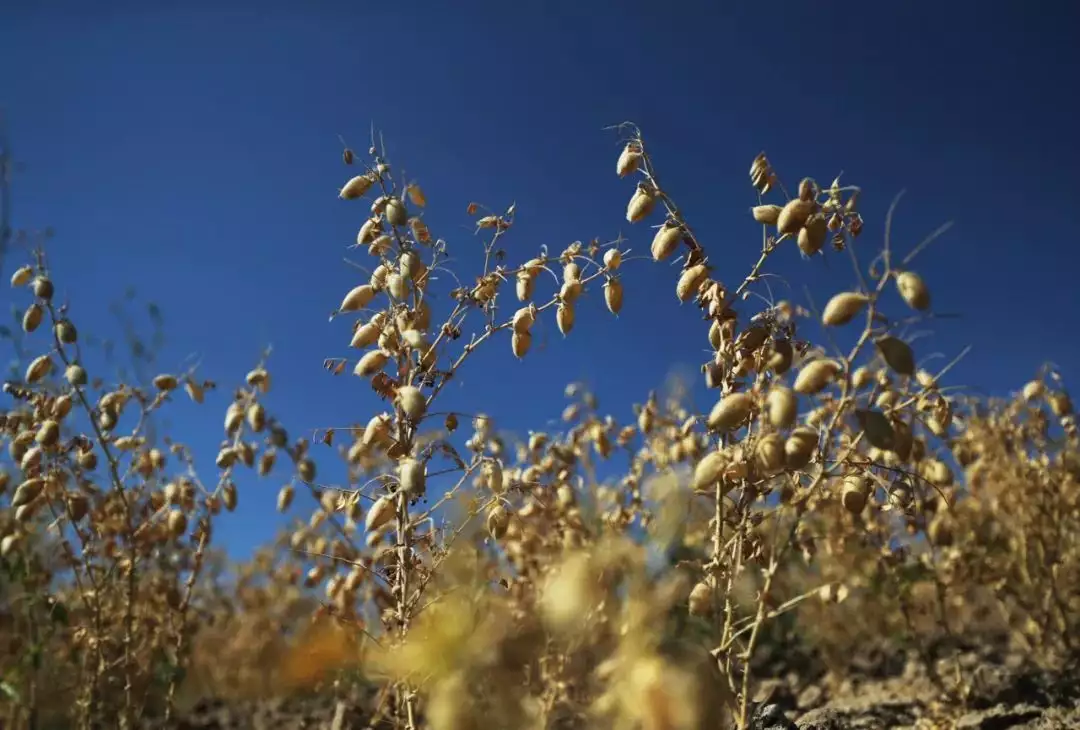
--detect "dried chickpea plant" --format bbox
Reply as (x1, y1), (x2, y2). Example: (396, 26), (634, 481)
(0, 122), (1076, 730)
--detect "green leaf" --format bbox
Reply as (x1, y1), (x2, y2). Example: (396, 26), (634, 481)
(0, 679), (20, 702)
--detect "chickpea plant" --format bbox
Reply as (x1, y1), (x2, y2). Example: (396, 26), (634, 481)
(0, 122), (1077, 730)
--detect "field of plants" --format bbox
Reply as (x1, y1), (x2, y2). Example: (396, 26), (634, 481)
(1, 123), (1078, 730)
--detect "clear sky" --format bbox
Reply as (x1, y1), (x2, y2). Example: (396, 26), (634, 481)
(2, 1), (1078, 559)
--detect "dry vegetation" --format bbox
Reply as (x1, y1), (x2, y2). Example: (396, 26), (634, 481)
(0, 123), (1077, 730)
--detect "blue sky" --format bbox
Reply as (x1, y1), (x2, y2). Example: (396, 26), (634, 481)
(2, 1), (1078, 559)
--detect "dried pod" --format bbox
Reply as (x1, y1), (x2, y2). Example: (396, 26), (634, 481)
(560, 279), (583, 303)
(65, 364), (87, 387)
(385, 198), (408, 226)
(676, 264), (708, 303)
(277, 485), (294, 512)
(626, 184), (656, 223)
(691, 450), (727, 491)
(603, 249), (622, 270)
(784, 427), (818, 469)
(776, 199), (815, 235)
(153, 374), (179, 391)
(766, 386), (798, 429)
(167, 509), (188, 538)
(12, 478), (43, 508)
(768, 340), (794, 375)
(688, 581), (713, 617)
(556, 302), (575, 336)
(707, 392), (752, 432)
(483, 460), (505, 493)
(793, 359), (840, 395)
(486, 504), (510, 539)
(55, 320), (78, 344)
(26, 354), (53, 384)
(604, 278), (623, 315)
(895, 271), (930, 311)
(357, 218), (382, 247)
(11, 266), (33, 287)
(876, 336), (915, 376)
(22, 304), (43, 333)
(511, 330), (532, 358)
(339, 174), (375, 200)
(651, 221), (683, 261)
(616, 143), (641, 177)
(366, 496), (397, 534)
(32, 277), (54, 300)
(516, 272), (535, 301)
(754, 432), (785, 474)
(398, 458), (426, 496)
(297, 458), (316, 483)
(354, 350), (389, 378)
(821, 292), (868, 327)
(841, 476), (869, 514)
(1049, 392), (1073, 417)
(35, 420), (60, 448)
(396, 385), (426, 420)
(751, 205), (783, 226)
(797, 214), (828, 256)
(339, 284), (376, 313)
(350, 322), (382, 349)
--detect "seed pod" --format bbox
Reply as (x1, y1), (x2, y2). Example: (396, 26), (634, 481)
(768, 340), (794, 375)
(53, 395), (73, 419)
(766, 386), (797, 428)
(297, 458), (316, 483)
(688, 581), (713, 617)
(339, 174), (375, 200)
(32, 277), (54, 300)
(626, 184), (657, 224)
(603, 249), (622, 270)
(350, 322), (381, 349)
(751, 205), (783, 226)
(1049, 392), (1073, 417)
(876, 336), (915, 376)
(12, 478), (43, 508)
(11, 266), (33, 287)
(556, 302), (575, 336)
(22, 304), (43, 333)
(604, 279), (623, 315)
(396, 385), (426, 420)
(616, 143), (641, 177)
(222, 482), (238, 511)
(167, 509), (188, 537)
(797, 214), (828, 256)
(339, 284), (376, 313)
(676, 264), (708, 303)
(560, 279), (583, 303)
(486, 504), (510, 539)
(563, 261), (582, 282)
(387, 273), (410, 300)
(399, 458), (426, 496)
(691, 450), (726, 492)
(754, 432), (785, 474)
(36, 420), (60, 448)
(784, 427), (818, 469)
(366, 495), (396, 533)
(55, 320), (78, 344)
(895, 271), (930, 311)
(26, 354), (53, 384)
(277, 485), (294, 512)
(484, 460), (505, 493)
(354, 350), (389, 378)
(707, 392), (752, 432)
(153, 374), (178, 391)
(512, 306), (536, 334)
(385, 198), (408, 226)
(516, 272), (535, 301)
(841, 476), (869, 514)
(362, 413), (391, 446)
(369, 234), (393, 257)
(511, 330), (532, 358)
(793, 359), (840, 395)
(651, 221), (683, 261)
(357, 217), (382, 246)
(776, 199), (815, 235)
(821, 292), (868, 327)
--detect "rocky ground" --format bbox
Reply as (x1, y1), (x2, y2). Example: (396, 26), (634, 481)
(157, 646), (1080, 730)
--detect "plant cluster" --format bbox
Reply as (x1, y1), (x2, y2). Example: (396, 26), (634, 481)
(0, 124), (1076, 730)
